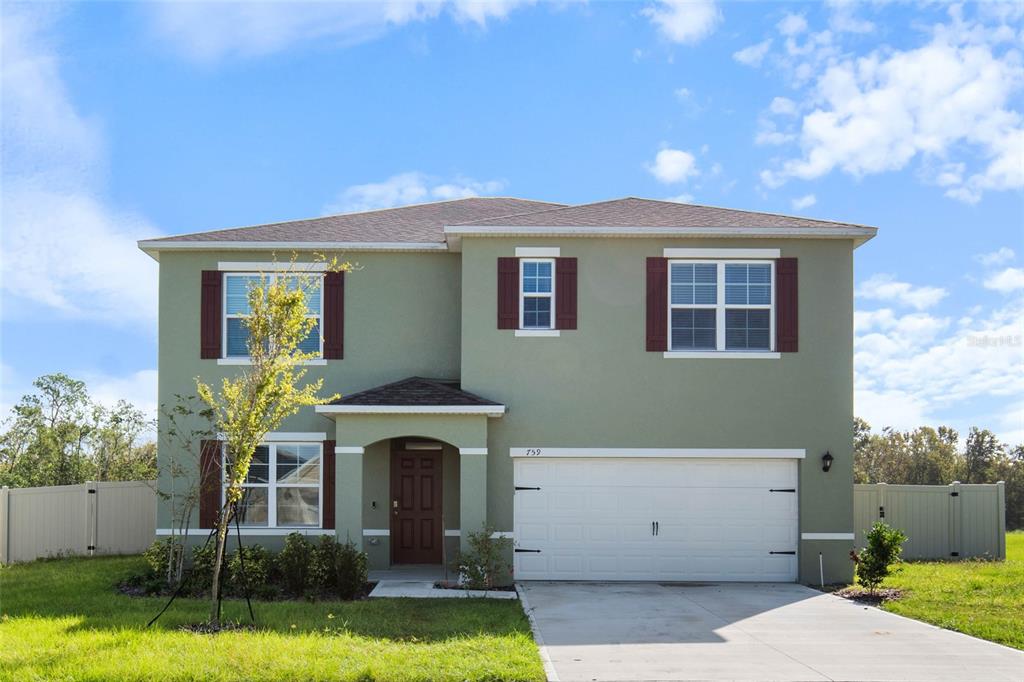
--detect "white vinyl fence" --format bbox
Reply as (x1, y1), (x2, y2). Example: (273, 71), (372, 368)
(854, 482), (1006, 560)
(0, 480), (156, 564)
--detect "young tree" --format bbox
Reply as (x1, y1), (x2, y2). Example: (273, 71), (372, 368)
(196, 259), (347, 625)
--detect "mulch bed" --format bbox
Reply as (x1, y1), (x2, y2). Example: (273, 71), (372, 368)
(831, 586), (904, 605)
(434, 581), (516, 592)
(118, 577), (377, 601)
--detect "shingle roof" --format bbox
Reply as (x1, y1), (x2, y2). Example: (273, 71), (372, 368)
(149, 197), (565, 244)
(330, 377), (501, 406)
(454, 197), (871, 230)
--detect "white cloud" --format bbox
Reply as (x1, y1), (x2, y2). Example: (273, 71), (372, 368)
(855, 296), (1024, 441)
(759, 8), (1024, 203)
(87, 369), (160, 421)
(642, 0), (721, 45)
(1, 5), (159, 327)
(791, 194), (816, 210)
(769, 96), (798, 116)
(975, 247), (1016, 266)
(646, 148), (699, 184)
(148, 1), (535, 62)
(856, 274), (948, 310)
(664, 193), (695, 204)
(323, 172), (506, 214)
(777, 13), (807, 37)
(984, 267), (1024, 293)
(826, 0), (875, 34)
(733, 39), (772, 67)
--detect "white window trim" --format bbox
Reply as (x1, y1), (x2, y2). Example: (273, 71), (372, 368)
(223, 441), (323, 529)
(514, 329), (561, 337)
(515, 246), (561, 257)
(667, 259), (775, 355)
(223, 272), (325, 361)
(519, 257), (556, 330)
(663, 248), (780, 258)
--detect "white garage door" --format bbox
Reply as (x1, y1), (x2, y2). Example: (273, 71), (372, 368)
(513, 457), (799, 581)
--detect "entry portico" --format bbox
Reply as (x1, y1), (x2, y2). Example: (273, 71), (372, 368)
(314, 377), (505, 570)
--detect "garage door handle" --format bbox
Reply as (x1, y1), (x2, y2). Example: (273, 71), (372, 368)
(769, 550), (796, 555)
(515, 548), (541, 553)
(769, 488), (796, 493)
(515, 486), (541, 491)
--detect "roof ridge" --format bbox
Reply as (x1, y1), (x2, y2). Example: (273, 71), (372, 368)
(150, 197), (566, 242)
(448, 199), (597, 226)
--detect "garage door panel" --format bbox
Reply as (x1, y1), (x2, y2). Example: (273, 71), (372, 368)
(514, 457), (799, 582)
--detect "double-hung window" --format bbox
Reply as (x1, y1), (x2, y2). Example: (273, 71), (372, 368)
(669, 260), (774, 352)
(223, 273), (323, 358)
(520, 259), (555, 329)
(225, 442), (322, 527)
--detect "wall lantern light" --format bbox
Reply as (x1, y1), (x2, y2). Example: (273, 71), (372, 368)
(821, 451), (834, 472)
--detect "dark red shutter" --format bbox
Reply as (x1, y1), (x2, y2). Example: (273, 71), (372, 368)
(497, 257), (519, 329)
(776, 257), (798, 353)
(200, 271), (222, 359)
(199, 440), (222, 529)
(646, 257), (668, 351)
(555, 257), (578, 330)
(322, 440), (335, 529)
(323, 271), (344, 359)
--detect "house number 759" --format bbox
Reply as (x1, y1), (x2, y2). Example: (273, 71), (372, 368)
(525, 448), (543, 456)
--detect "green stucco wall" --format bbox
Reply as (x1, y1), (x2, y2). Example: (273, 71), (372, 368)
(153, 235), (859, 583)
(457, 236), (856, 584)
(155, 249), (462, 532)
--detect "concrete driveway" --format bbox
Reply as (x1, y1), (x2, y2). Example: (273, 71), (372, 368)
(517, 581), (1024, 682)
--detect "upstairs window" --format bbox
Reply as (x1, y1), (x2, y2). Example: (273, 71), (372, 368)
(520, 259), (555, 329)
(668, 261), (774, 352)
(223, 273), (322, 358)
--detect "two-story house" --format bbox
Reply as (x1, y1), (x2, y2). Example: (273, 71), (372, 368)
(139, 197), (876, 584)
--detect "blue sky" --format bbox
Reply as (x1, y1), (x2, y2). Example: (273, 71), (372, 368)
(1, 1), (1022, 443)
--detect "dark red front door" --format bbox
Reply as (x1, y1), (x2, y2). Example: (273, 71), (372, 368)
(390, 445), (443, 564)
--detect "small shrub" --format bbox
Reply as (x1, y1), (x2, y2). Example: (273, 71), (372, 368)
(227, 544), (271, 597)
(334, 540), (369, 600)
(851, 521), (908, 594)
(142, 539), (174, 577)
(455, 524), (513, 590)
(310, 535), (342, 591)
(276, 533), (314, 596)
(187, 543), (217, 596)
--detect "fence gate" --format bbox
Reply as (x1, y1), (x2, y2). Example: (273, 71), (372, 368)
(0, 480), (156, 564)
(853, 482), (1006, 560)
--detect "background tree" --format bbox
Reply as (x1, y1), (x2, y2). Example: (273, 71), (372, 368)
(854, 419), (1023, 530)
(0, 373), (155, 487)
(197, 260), (347, 625)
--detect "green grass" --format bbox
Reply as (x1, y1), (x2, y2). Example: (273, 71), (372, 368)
(0, 556), (544, 681)
(875, 531), (1024, 650)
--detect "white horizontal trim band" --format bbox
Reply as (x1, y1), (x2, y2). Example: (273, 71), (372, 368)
(140, 240), (448, 252)
(515, 329), (560, 337)
(663, 352), (781, 360)
(491, 531), (514, 539)
(459, 448), (488, 455)
(510, 447), (806, 459)
(216, 432), (327, 442)
(446, 225), (877, 240)
(515, 246), (561, 257)
(218, 358), (328, 366)
(802, 533), (855, 540)
(218, 261), (330, 272)
(663, 248), (781, 258)
(335, 446), (365, 454)
(316, 405), (506, 416)
(445, 529), (462, 537)
(363, 529), (389, 537)
(156, 528), (334, 536)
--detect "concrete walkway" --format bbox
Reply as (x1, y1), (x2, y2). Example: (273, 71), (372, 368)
(518, 581), (1024, 682)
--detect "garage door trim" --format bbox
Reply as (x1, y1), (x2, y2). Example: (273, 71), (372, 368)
(510, 447), (806, 458)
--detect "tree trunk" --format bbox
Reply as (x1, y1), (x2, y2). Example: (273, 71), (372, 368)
(209, 506), (232, 625)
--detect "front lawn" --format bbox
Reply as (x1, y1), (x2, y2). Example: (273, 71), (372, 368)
(0, 556), (544, 681)
(875, 531), (1024, 650)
